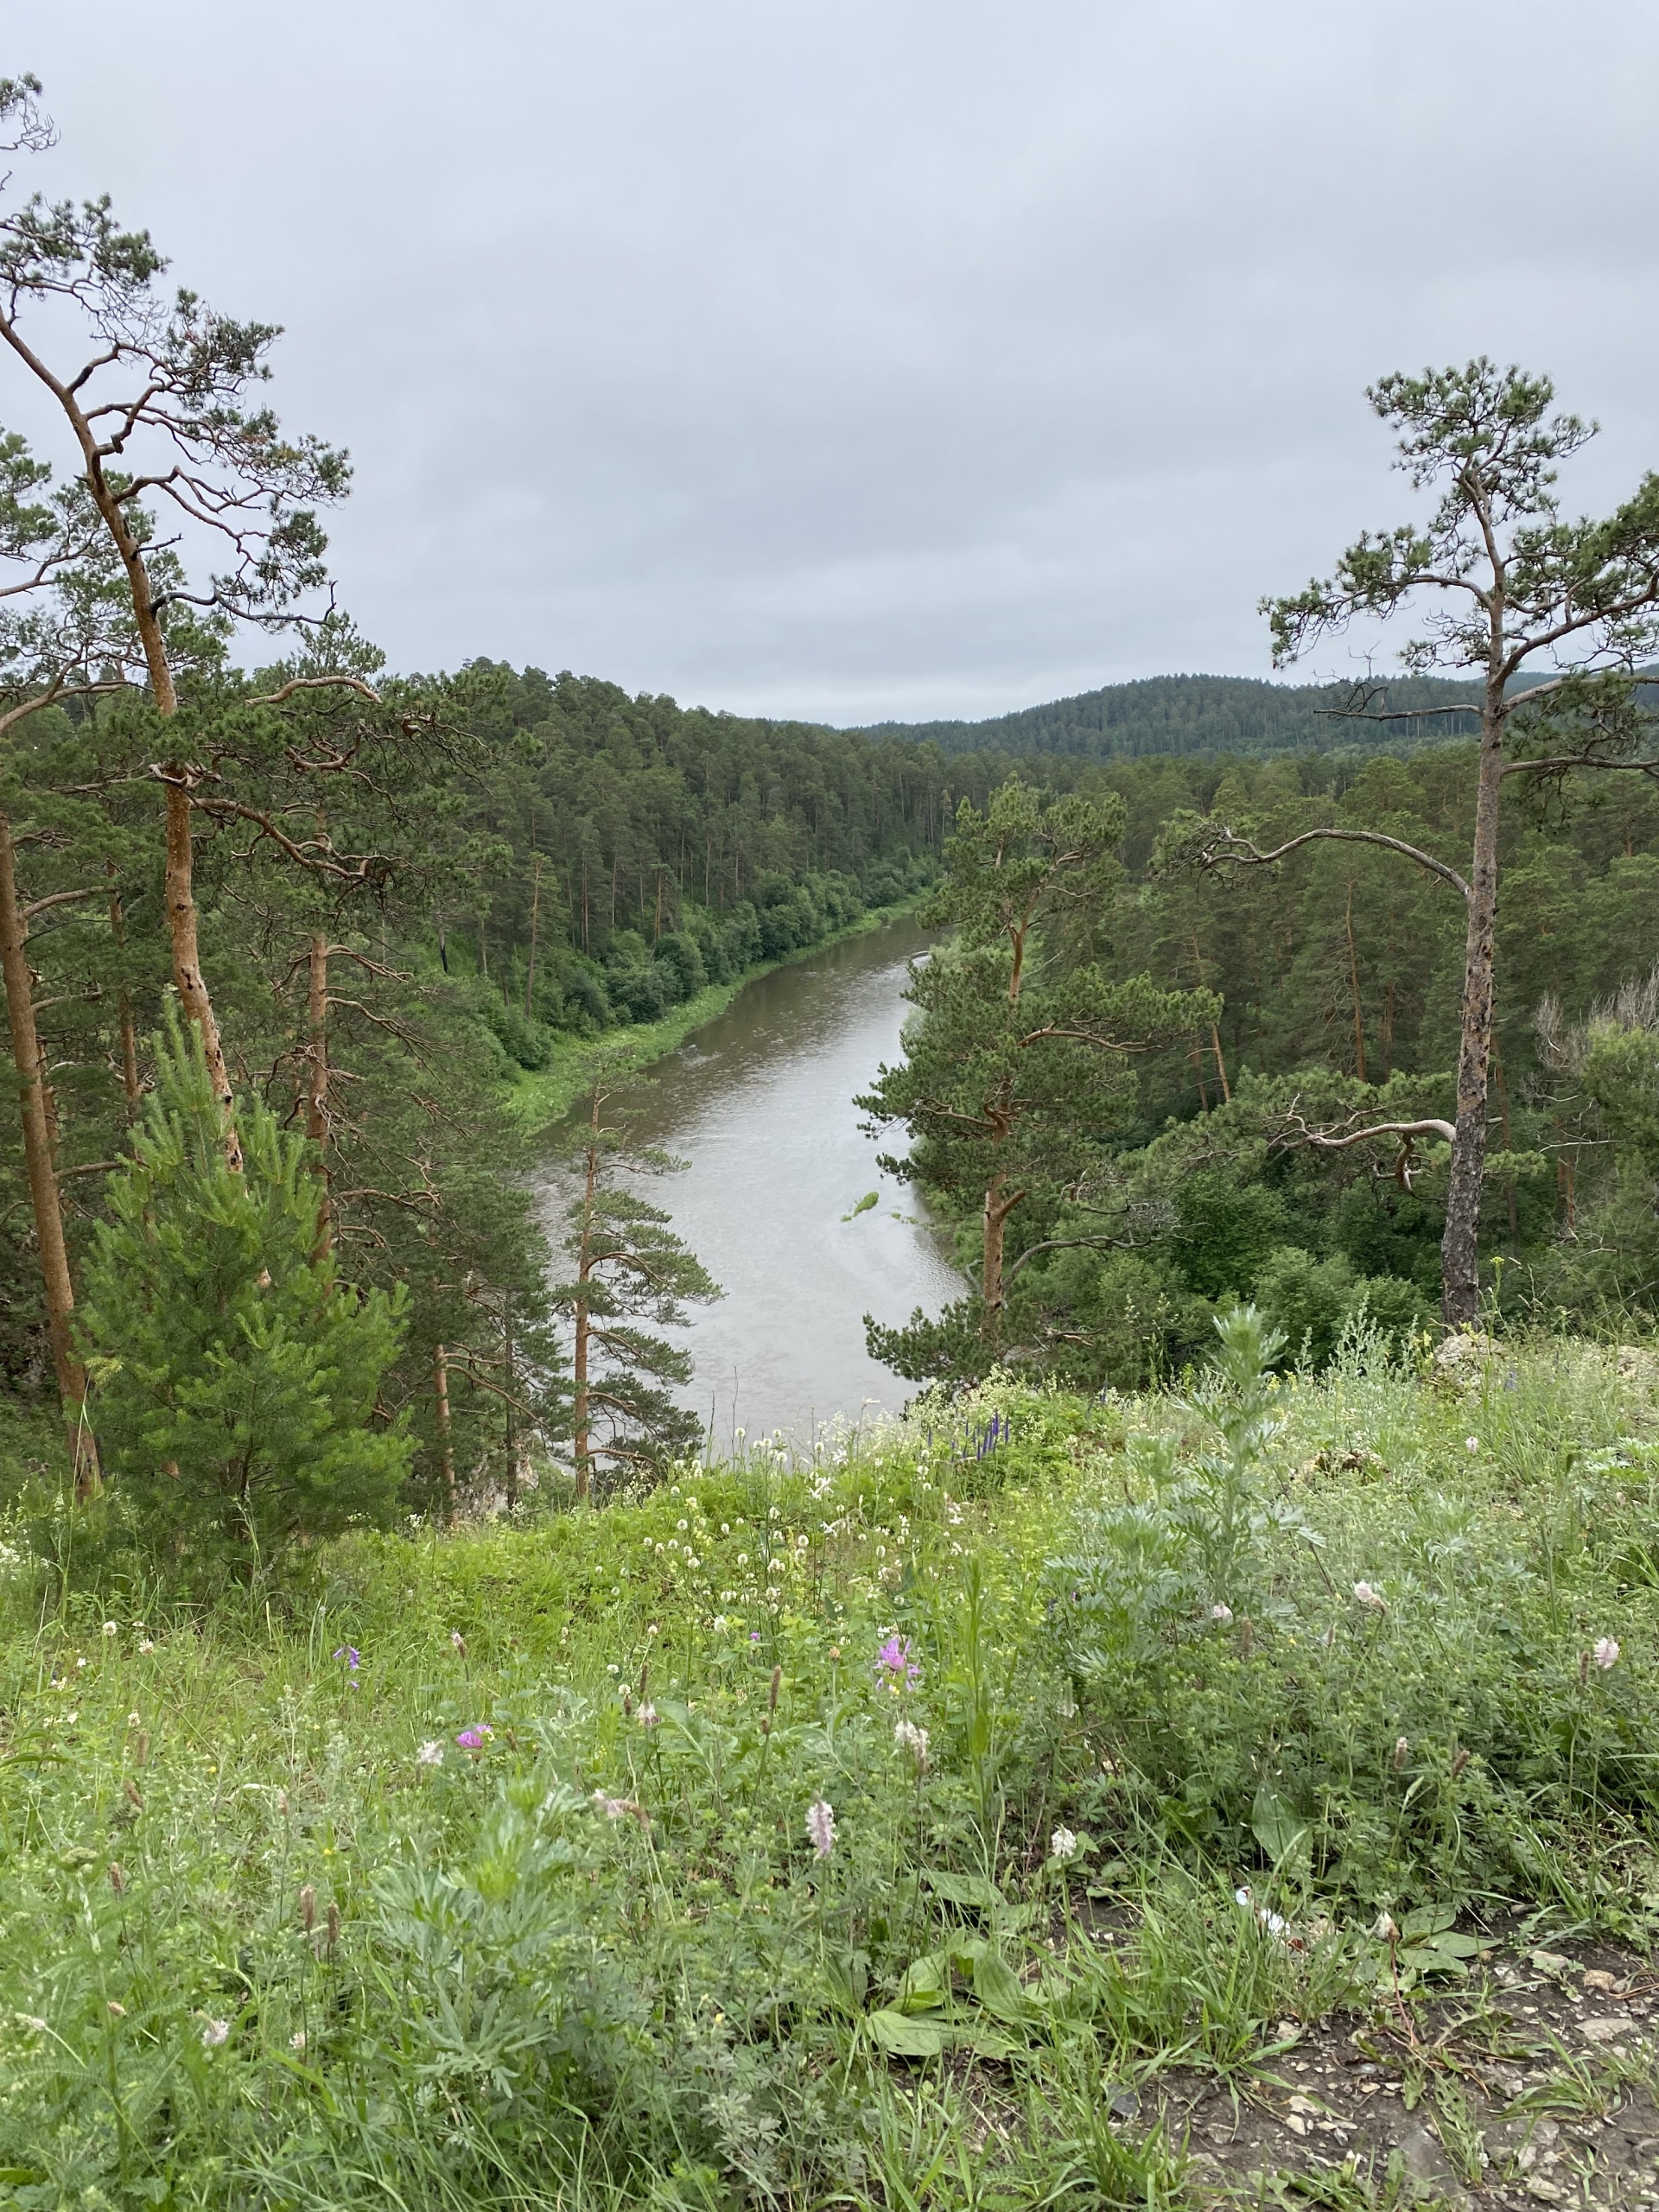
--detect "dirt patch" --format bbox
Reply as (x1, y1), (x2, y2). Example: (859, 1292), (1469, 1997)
(1154, 1942), (1659, 2206)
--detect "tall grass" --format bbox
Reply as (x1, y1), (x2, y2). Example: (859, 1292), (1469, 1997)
(0, 1336), (1653, 2204)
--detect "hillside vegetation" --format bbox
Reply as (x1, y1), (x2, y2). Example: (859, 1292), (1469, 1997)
(3, 1324), (1658, 2206)
(853, 674), (1490, 761)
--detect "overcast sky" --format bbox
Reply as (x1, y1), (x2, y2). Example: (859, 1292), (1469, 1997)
(10, 2), (1659, 725)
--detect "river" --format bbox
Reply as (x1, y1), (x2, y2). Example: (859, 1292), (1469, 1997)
(537, 911), (963, 1446)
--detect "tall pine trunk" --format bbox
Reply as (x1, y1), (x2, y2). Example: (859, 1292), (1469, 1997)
(433, 1341), (457, 1523)
(0, 812), (99, 1496)
(1440, 681), (1505, 1326)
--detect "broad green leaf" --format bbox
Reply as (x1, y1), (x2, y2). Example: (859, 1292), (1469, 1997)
(1250, 1783), (1309, 1866)
(1401, 1902), (1457, 1941)
(924, 1869), (1002, 1909)
(972, 1949), (1037, 2024)
(868, 2008), (950, 2057)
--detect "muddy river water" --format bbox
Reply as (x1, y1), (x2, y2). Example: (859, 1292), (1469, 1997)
(537, 911), (962, 1446)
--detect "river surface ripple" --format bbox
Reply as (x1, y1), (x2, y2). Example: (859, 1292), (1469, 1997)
(536, 912), (962, 1446)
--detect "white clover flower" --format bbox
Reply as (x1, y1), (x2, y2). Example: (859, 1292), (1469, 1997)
(138, 1639), (156, 1655)
(1211, 1604), (1233, 1624)
(1594, 1637), (1621, 1671)
(1050, 1826), (1079, 1862)
(290, 2029), (308, 2051)
(101, 1621), (118, 1638)
(416, 1740), (443, 1767)
(637, 1702), (659, 1728)
(1465, 1435), (1481, 1454)
(200, 2018), (230, 2049)
(805, 1796), (836, 1859)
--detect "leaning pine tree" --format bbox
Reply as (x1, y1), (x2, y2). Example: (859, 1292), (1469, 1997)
(78, 1017), (410, 1577)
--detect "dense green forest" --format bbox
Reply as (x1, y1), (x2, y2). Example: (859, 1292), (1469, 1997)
(853, 671), (1491, 760)
(862, 740), (1659, 1386)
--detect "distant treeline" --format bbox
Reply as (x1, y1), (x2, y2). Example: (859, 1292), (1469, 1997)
(853, 671), (1500, 761)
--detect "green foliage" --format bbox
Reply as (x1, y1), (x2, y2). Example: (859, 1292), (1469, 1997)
(0, 1341), (1656, 2203)
(77, 1020), (411, 1574)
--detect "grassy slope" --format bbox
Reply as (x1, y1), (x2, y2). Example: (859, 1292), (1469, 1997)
(497, 893), (929, 1134)
(3, 1338), (1659, 2204)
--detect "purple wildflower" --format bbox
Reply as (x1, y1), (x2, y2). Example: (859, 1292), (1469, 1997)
(332, 1646), (360, 1671)
(875, 1633), (920, 1692)
(454, 1724), (493, 1751)
(805, 1796), (836, 1859)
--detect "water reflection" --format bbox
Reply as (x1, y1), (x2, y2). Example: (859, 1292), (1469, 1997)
(537, 912), (962, 1444)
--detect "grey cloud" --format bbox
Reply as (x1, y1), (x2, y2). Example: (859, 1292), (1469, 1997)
(11, 0), (1659, 721)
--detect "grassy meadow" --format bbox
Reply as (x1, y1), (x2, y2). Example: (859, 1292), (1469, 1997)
(3, 1324), (1659, 2209)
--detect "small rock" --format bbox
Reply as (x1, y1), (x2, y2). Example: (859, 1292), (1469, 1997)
(1581, 1969), (1622, 1993)
(1388, 2118), (1470, 2206)
(1525, 2179), (1566, 2203)
(1580, 2015), (1635, 2043)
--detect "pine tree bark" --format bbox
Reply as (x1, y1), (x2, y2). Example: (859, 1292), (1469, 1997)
(1440, 688), (1505, 1325)
(0, 812), (99, 1496)
(433, 1341), (457, 1523)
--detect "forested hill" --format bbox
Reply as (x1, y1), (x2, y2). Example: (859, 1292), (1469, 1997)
(851, 672), (1489, 760)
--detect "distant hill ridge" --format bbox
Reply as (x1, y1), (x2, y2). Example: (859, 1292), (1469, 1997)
(849, 672), (1495, 760)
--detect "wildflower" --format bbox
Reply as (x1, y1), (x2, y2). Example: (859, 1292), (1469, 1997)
(450, 1630), (467, 1656)
(108, 1861), (125, 1893)
(1352, 1581), (1385, 1608)
(1211, 1604), (1233, 1624)
(874, 1632), (920, 1691)
(637, 1701), (659, 1728)
(1393, 1736), (1408, 1769)
(1594, 1637), (1621, 1671)
(332, 1646), (360, 1671)
(299, 1885), (316, 1933)
(200, 2018), (230, 2049)
(893, 1718), (929, 1765)
(805, 1796), (836, 1859)
(829, 1643), (842, 1661)
(416, 1740), (443, 1767)
(750, 1630), (762, 1643)
(138, 1639), (156, 1655)
(1374, 1910), (1398, 1942)
(290, 2030), (308, 2051)
(127, 1711), (140, 1727)
(1235, 1886), (1253, 1907)
(1465, 1435), (1480, 1454)
(454, 1725), (493, 1750)
(102, 1620), (118, 1638)
(1050, 1826), (1079, 1862)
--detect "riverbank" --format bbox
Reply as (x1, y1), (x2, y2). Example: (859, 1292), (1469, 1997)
(498, 891), (931, 1132)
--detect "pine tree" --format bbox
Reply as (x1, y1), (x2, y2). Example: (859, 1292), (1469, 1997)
(552, 1071), (718, 1501)
(78, 1017), (410, 1574)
